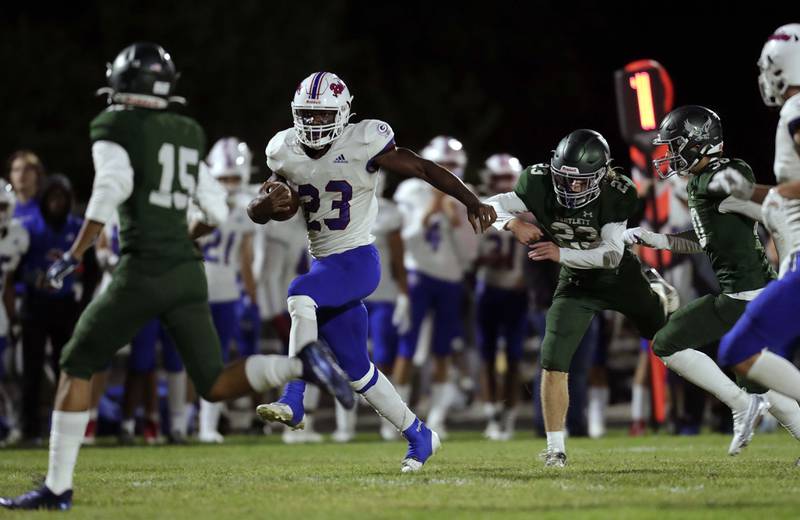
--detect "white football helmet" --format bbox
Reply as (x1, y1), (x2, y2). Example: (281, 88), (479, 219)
(482, 153), (522, 194)
(291, 72), (353, 149)
(420, 136), (468, 178)
(207, 137), (252, 189)
(0, 182), (17, 228)
(758, 24), (800, 107)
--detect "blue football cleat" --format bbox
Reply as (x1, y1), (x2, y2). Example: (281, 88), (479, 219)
(0, 486), (72, 511)
(297, 340), (355, 410)
(401, 418), (441, 473)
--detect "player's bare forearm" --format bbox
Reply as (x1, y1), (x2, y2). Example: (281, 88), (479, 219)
(376, 148), (479, 209)
(189, 221), (216, 240)
(388, 229), (408, 294)
(69, 220), (105, 261)
(777, 179), (800, 200)
(376, 147), (495, 232)
(751, 184), (772, 204)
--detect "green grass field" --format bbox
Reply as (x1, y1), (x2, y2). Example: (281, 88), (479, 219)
(2, 432), (799, 519)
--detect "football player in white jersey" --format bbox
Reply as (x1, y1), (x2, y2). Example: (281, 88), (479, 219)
(393, 136), (480, 438)
(248, 72), (495, 472)
(475, 154), (528, 441)
(0, 183), (29, 446)
(708, 23), (800, 432)
(197, 137), (259, 443)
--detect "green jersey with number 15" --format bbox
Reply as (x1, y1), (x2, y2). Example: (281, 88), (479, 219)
(513, 164), (639, 281)
(90, 105), (206, 270)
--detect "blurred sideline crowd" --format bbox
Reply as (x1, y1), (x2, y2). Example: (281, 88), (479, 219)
(0, 137), (795, 448)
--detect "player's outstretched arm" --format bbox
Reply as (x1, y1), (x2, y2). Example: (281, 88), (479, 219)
(374, 147), (496, 233)
(623, 227), (703, 254)
(708, 168), (772, 203)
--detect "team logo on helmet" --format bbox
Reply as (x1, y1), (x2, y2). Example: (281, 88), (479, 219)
(683, 118), (713, 141)
(330, 82), (345, 97)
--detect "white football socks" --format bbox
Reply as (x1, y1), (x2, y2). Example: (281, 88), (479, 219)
(428, 382), (454, 427)
(588, 386), (609, 438)
(287, 295), (318, 356)
(354, 365), (416, 432)
(546, 430), (566, 454)
(199, 399), (223, 438)
(765, 390), (800, 440)
(167, 371), (187, 436)
(45, 411), (90, 495)
(244, 355), (302, 392)
(631, 384), (649, 422)
(747, 351), (800, 402)
(662, 349), (749, 412)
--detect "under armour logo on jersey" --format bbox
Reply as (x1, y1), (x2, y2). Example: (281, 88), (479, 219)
(582, 211), (592, 218)
(333, 154), (348, 164)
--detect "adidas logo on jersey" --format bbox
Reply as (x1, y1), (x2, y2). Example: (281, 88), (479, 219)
(333, 154), (348, 163)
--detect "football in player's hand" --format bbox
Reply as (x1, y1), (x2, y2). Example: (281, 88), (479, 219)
(248, 181), (300, 224)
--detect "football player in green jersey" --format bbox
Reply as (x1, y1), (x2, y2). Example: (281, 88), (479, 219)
(487, 129), (679, 467)
(626, 105), (800, 454)
(0, 43), (354, 512)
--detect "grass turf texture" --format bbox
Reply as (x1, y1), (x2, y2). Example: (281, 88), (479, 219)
(1, 432), (799, 519)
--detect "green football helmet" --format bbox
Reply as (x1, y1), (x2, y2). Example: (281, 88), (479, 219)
(550, 129), (611, 209)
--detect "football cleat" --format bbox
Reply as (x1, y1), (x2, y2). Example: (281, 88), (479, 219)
(256, 402), (305, 430)
(645, 267), (680, 316)
(198, 431), (224, 444)
(0, 486), (72, 511)
(400, 419), (441, 473)
(540, 450), (568, 468)
(298, 341), (355, 410)
(729, 393), (770, 456)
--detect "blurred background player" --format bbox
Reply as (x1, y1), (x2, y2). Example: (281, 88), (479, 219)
(8, 150), (44, 227)
(18, 174), (83, 444)
(393, 136), (479, 438)
(196, 137), (259, 443)
(475, 154), (527, 440)
(0, 184), (29, 446)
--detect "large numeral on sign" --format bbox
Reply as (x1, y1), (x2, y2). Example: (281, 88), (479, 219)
(150, 143), (198, 210)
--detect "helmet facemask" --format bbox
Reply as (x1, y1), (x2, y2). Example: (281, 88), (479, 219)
(758, 54), (787, 107)
(651, 135), (698, 179)
(291, 104), (350, 149)
(550, 163), (606, 209)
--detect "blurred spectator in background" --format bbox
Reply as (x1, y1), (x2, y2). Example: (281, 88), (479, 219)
(18, 174), (83, 443)
(8, 150), (44, 227)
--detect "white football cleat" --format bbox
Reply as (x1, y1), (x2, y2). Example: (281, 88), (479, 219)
(198, 431), (224, 444)
(729, 394), (770, 456)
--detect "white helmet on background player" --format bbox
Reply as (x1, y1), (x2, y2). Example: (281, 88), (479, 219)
(758, 23), (800, 107)
(291, 72), (353, 149)
(420, 136), (468, 178)
(0, 182), (16, 228)
(481, 153), (522, 194)
(207, 137), (252, 192)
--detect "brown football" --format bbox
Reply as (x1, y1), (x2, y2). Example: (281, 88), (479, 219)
(260, 181), (300, 222)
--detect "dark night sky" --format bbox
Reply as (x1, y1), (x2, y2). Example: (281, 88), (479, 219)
(0, 2), (791, 200)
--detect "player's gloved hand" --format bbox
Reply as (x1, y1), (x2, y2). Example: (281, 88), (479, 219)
(46, 252), (79, 290)
(622, 227), (670, 250)
(392, 293), (411, 335)
(709, 169), (754, 200)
